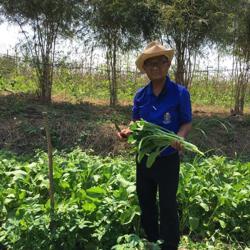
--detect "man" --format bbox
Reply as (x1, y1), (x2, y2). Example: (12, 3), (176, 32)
(117, 41), (192, 250)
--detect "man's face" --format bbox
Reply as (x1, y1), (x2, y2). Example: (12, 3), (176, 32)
(143, 55), (171, 81)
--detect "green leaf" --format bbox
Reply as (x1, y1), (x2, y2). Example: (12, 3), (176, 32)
(6, 170), (27, 181)
(82, 202), (96, 212)
(60, 181), (70, 189)
(146, 151), (159, 168)
(137, 151), (145, 163)
(119, 206), (139, 224)
(218, 219), (226, 229)
(86, 186), (106, 200)
(189, 216), (199, 231)
(126, 185), (136, 194)
(200, 202), (209, 212)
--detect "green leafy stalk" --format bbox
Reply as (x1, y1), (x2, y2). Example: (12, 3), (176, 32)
(128, 120), (204, 168)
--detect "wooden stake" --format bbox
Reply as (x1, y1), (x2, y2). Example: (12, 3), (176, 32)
(42, 111), (55, 233)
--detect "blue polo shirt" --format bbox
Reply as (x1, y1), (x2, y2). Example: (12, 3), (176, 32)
(132, 75), (192, 156)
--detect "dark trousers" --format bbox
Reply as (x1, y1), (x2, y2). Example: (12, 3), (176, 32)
(136, 152), (180, 250)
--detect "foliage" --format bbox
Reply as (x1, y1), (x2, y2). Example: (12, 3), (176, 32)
(178, 155), (250, 242)
(0, 73), (37, 94)
(128, 120), (203, 168)
(87, 0), (161, 51)
(209, 0), (250, 58)
(160, 0), (224, 86)
(189, 79), (236, 108)
(0, 149), (139, 250)
(0, 0), (83, 102)
(202, 0), (250, 114)
(0, 55), (17, 77)
(2, 61), (248, 109)
(112, 234), (248, 250)
(85, 0), (161, 106)
(0, 149), (249, 249)
(111, 234), (154, 250)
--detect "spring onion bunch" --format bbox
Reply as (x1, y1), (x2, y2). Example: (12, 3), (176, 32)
(128, 119), (204, 168)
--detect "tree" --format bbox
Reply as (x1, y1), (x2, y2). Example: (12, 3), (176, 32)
(86, 0), (161, 106)
(228, 1), (249, 115)
(0, 0), (82, 103)
(207, 0), (250, 114)
(160, 0), (224, 87)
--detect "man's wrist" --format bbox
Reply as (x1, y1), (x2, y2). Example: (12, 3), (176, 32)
(177, 123), (192, 139)
(177, 131), (186, 138)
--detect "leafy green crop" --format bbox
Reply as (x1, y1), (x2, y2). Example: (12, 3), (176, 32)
(0, 149), (249, 249)
(178, 156), (250, 243)
(128, 120), (204, 167)
(0, 149), (139, 250)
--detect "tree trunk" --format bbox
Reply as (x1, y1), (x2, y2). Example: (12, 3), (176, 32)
(175, 40), (187, 87)
(234, 85), (240, 114)
(39, 58), (52, 103)
(109, 38), (118, 107)
(233, 56), (249, 115)
(35, 24), (55, 104)
(175, 53), (185, 85)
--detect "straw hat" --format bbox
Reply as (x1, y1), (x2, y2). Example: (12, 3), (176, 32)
(135, 41), (175, 73)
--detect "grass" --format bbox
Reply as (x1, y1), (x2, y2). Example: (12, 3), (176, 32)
(1, 68), (250, 110)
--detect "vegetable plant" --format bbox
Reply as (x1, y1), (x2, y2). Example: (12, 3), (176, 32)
(128, 120), (204, 167)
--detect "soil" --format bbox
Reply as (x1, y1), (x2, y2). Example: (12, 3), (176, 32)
(0, 92), (250, 161)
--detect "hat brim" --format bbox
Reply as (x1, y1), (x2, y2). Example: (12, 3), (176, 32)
(136, 50), (175, 73)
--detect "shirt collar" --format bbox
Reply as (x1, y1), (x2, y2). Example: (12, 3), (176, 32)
(147, 75), (170, 97)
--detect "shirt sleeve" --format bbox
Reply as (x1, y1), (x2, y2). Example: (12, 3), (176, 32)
(132, 93), (140, 121)
(179, 88), (192, 125)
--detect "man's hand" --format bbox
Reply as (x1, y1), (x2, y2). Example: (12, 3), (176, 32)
(171, 140), (183, 151)
(117, 128), (132, 140)
(170, 130), (186, 151)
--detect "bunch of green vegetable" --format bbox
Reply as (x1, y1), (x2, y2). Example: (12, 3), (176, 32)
(128, 119), (204, 167)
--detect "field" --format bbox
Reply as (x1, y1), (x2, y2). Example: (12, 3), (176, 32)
(0, 69), (250, 250)
(0, 149), (249, 250)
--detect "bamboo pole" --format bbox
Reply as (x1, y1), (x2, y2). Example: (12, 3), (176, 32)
(42, 111), (55, 233)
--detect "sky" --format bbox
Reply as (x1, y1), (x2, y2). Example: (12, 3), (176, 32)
(0, 22), (233, 72)
(0, 22), (21, 54)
